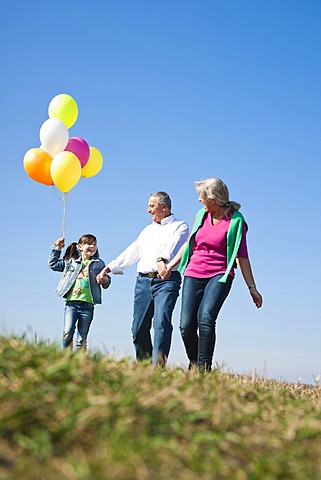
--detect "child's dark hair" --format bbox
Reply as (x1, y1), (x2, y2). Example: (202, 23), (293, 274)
(63, 234), (99, 260)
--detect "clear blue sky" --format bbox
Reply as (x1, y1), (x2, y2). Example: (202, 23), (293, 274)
(1, 0), (320, 384)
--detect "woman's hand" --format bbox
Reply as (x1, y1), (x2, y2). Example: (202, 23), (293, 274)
(237, 257), (263, 309)
(250, 287), (263, 308)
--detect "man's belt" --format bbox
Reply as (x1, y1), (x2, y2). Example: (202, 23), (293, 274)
(139, 272), (159, 279)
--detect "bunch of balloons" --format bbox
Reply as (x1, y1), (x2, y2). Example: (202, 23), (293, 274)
(23, 93), (103, 193)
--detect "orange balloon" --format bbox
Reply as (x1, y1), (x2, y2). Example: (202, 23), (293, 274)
(23, 148), (53, 186)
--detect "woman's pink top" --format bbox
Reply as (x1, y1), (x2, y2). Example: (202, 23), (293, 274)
(184, 212), (248, 278)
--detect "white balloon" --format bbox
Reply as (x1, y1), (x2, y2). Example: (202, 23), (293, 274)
(39, 118), (69, 157)
(39, 144), (52, 157)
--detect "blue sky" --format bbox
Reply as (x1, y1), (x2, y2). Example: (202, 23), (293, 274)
(1, 0), (320, 383)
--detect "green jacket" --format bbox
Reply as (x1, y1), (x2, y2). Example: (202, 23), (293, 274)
(178, 208), (247, 283)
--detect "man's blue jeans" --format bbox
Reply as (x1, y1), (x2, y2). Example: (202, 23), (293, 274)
(64, 301), (94, 350)
(132, 272), (181, 365)
(179, 274), (233, 369)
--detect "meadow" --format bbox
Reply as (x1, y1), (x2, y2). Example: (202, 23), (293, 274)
(1, 335), (321, 480)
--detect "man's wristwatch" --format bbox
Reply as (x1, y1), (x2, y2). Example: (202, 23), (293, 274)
(156, 257), (168, 264)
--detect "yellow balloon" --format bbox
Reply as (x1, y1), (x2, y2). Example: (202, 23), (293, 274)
(48, 94), (78, 129)
(81, 146), (103, 178)
(50, 151), (81, 193)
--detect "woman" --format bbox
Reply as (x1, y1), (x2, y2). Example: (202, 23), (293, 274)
(162, 178), (262, 372)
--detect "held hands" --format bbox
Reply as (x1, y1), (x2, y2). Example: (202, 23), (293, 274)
(97, 266), (111, 285)
(97, 275), (110, 286)
(157, 262), (172, 280)
(54, 237), (65, 250)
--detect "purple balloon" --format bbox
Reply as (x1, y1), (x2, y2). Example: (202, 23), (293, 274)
(64, 137), (90, 168)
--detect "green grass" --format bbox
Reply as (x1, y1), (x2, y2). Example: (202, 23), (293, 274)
(1, 335), (321, 480)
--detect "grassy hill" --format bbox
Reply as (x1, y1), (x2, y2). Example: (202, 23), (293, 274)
(1, 335), (321, 480)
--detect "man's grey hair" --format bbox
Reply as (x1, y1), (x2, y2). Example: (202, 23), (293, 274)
(150, 191), (172, 211)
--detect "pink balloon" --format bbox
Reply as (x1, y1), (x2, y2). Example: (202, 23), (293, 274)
(64, 137), (90, 168)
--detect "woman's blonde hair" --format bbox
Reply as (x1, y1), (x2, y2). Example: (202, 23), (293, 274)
(194, 178), (241, 211)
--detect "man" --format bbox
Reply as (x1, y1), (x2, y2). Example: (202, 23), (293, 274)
(97, 192), (189, 366)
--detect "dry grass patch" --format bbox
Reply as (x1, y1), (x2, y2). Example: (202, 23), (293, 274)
(0, 335), (321, 479)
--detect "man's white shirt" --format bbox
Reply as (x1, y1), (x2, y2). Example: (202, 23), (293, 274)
(108, 214), (189, 274)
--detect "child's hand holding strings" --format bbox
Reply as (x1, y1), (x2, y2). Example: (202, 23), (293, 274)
(54, 237), (65, 250)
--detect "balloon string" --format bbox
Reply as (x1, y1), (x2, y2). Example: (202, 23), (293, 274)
(62, 193), (67, 238)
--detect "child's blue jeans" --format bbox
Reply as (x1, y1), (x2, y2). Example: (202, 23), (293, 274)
(63, 301), (94, 350)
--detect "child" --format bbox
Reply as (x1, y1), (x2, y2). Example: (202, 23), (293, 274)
(48, 234), (111, 350)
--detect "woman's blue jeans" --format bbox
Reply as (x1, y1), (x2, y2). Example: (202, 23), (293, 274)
(64, 301), (94, 350)
(132, 272), (181, 365)
(179, 274), (233, 369)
